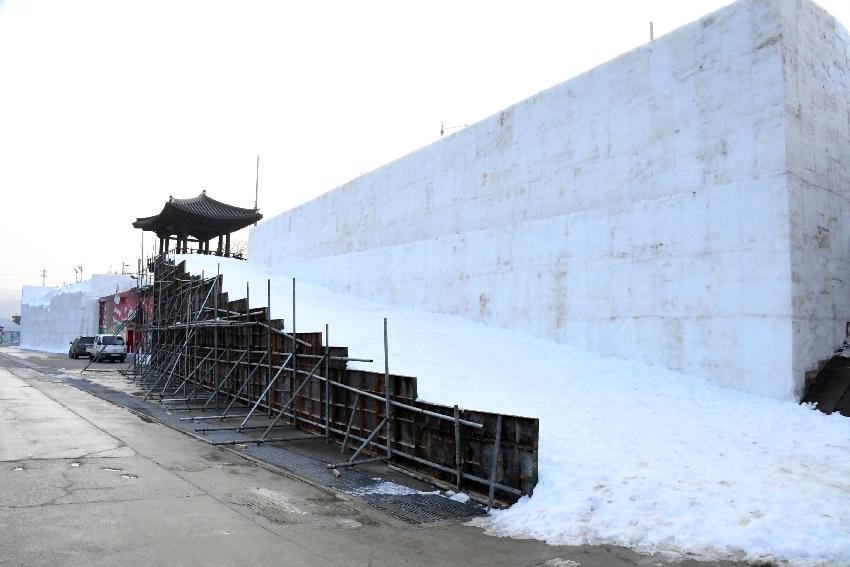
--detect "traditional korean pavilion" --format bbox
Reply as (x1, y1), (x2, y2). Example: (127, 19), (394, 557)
(133, 191), (262, 257)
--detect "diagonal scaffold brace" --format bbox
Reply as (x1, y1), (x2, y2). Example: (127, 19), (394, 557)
(325, 317), (393, 471)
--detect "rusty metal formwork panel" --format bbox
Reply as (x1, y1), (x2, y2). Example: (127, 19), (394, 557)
(130, 256), (539, 505)
(407, 403), (538, 501)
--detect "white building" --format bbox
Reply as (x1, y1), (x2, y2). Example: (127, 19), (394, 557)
(250, 0), (850, 400)
(20, 275), (136, 353)
(0, 318), (20, 345)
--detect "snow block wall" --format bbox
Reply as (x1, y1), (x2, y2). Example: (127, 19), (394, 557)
(250, 0), (850, 399)
(20, 275), (136, 353)
(783, 3), (850, 400)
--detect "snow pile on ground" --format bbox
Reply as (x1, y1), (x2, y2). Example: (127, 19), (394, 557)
(20, 275), (135, 353)
(179, 255), (850, 565)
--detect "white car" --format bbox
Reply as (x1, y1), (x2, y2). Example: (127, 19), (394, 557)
(91, 334), (127, 363)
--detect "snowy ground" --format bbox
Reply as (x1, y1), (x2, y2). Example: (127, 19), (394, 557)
(178, 255), (850, 564)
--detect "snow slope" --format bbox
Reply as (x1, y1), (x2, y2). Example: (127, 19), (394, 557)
(179, 255), (850, 565)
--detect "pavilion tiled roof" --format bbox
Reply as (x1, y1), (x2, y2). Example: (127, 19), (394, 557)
(133, 192), (262, 240)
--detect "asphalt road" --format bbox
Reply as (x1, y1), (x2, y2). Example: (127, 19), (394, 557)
(0, 348), (748, 567)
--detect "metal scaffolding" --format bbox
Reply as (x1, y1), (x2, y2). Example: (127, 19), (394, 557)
(123, 253), (538, 507)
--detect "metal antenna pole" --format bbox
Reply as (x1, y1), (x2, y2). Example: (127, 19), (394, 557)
(214, 264), (220, 407)
(291, 278), (297, 426)
(246, 280), (250, 409)
(325, 322), (330, 442)
(267, 278), (272, 416)
(254, 154), (259, 227)
(384, 317), (392, 459)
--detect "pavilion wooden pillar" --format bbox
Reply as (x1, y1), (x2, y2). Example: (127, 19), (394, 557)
(225, 233), (231, 256)
(216, 235), (223, 256)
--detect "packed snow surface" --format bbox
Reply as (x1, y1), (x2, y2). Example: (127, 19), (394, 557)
(180, 255), (850, 565)
(20, 276), (132, 308)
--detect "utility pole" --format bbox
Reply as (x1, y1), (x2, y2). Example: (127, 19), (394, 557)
(40, 269), (47, 286)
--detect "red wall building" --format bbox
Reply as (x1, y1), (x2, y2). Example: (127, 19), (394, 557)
(98, 289), (153, 353)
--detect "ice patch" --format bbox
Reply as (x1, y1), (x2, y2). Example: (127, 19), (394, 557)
(348, 481), (423, 497)
(448, 492), (471, 504)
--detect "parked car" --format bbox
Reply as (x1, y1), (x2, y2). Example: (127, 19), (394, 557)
(68, 336), (96, 359)
(91, 334), (127, 363)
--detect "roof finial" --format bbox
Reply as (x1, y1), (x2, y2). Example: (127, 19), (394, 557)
(202, 189), (206, 195)
(168, 195), (173, 202)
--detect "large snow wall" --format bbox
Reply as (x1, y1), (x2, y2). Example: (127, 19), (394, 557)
(20, 275), (136, 353)
(250, 0), (850, 400)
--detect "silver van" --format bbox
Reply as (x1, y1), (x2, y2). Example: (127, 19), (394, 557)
(91, 334), (127, 363)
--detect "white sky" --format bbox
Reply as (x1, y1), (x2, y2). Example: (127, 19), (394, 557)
(1, 0), (849, 318)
